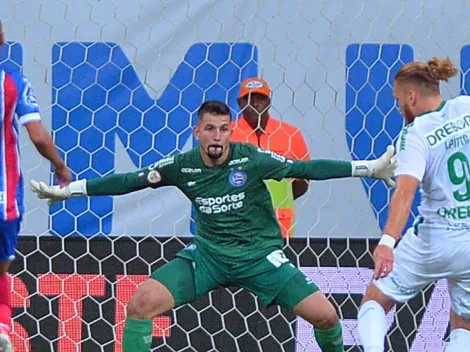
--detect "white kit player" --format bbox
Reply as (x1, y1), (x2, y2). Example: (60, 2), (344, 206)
(357, 56), (470, 352)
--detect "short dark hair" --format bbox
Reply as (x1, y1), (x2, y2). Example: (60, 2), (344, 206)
(197, 100), (231, 121)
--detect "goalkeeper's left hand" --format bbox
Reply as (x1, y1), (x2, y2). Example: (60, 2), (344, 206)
(351, 145), (398, 187)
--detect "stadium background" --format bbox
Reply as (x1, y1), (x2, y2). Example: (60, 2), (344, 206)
(1, 0), (467, 350)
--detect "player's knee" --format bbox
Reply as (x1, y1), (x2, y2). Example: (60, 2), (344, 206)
(127, 290), (156, 319)
(315, 307), (339, 329)
(361, 283), (396, 314)
(293, 291), (339, 329)
(304, 300), (339, 329)
(126, 279), (175, 319)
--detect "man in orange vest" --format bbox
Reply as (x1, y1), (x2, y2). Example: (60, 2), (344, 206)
(231, 77), (310, 237)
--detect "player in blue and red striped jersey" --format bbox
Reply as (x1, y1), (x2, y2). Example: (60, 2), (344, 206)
(0, 19), (71, 351)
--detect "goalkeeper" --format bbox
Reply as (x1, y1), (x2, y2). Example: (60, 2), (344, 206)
(31, 100), (397, 352)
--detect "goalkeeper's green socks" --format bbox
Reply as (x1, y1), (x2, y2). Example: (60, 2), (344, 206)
(314, 322), (344, 352)
(123, 316), (344, 352)
(122, 317), (153, 352)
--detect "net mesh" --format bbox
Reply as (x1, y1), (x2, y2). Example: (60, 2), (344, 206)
(2, 0), (465, 350)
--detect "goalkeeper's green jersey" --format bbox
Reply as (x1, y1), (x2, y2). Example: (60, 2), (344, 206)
(87, 142), (352, 261)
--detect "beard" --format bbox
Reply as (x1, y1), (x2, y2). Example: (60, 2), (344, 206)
(400, 103), (415, 124)
(206, 145), (224, 159)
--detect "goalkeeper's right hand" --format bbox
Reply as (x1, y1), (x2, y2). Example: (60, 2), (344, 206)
(30, 179), (87, 206)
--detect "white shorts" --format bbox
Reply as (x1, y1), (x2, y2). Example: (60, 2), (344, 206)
(374, 227), (470, 318)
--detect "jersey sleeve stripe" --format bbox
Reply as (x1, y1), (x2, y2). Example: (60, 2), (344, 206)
(18, 112), (41, 126)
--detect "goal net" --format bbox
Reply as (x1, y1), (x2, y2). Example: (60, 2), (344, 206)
(2, 0), (465, 351)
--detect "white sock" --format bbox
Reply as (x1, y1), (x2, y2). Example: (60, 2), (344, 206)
(446, 328), (470, 352)
(357, 300), (387, 352)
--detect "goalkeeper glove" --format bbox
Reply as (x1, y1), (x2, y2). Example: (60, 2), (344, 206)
(30, 179), (87, 206)
(351, 145), (398, 187)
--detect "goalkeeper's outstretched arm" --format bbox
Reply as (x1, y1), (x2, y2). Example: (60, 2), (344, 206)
(86, 169), (158, 195)
(261, 145), (398, 187)
(30, 167), (162, 206)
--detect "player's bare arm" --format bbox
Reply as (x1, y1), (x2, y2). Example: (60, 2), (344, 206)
(24, 121), (71, 187)
(3, 18), (71, 189)
(373, 175), (419, 280)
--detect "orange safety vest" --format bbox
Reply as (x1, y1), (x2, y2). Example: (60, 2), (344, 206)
(231, 116), (310, 237)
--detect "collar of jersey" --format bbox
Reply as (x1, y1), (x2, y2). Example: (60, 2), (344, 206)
(418, 100), (446, 117)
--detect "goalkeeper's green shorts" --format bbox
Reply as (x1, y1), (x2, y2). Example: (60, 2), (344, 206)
(150, 244), (319, 309)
